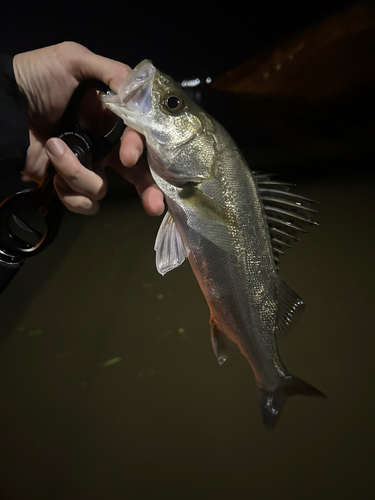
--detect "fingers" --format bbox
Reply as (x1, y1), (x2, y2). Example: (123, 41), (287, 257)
(45, 137), (107, 214)
(113, 155), (164, 216)
(140, 184), (166, 217)
(54, 175), (100, 215)
(50, 43), (165, 217)
(119, 127), (144, 167)
(115, 130), (164, 216)
(45, 131), (164, 217)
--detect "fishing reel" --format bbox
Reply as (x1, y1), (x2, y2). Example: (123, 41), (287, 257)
(0, 79), (125, 294)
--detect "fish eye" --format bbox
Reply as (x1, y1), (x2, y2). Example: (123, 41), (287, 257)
(167, 95), (180, 109)
(161, 92), (185, 114)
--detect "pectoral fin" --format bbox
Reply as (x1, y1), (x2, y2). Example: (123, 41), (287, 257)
(154, 211), (188, 276)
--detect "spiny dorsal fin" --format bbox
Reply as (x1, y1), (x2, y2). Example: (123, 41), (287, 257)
(276, 276), (305, 338)
(254, 172), (318, 266)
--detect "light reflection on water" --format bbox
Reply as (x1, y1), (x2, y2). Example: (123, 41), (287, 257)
(0, 173), (374, 499)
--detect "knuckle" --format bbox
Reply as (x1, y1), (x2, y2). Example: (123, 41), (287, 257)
(67, 162), (82, 180)
(57, 41), (83, 54)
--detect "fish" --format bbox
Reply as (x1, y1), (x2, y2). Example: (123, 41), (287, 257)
(100, 60), (325, 429)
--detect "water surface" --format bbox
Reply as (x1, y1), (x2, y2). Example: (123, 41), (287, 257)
(0, 171), (374, 499)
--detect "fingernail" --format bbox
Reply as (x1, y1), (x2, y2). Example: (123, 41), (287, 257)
(46, 138), (65, 157)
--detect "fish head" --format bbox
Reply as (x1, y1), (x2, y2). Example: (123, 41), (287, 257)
(100, 60), (206, 163)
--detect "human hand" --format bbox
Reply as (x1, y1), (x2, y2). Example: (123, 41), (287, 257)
(12, 42), (164, 216)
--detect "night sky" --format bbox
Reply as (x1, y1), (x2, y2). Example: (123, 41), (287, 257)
(1, 1), (356, 81)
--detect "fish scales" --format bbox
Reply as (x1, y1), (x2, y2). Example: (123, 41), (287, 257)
(101, 60), (325, 429)
(159, 130), (280, 381)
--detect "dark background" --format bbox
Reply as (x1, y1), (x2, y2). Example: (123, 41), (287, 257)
(1, 0), (357, 80)
(2, 0), (373, 177)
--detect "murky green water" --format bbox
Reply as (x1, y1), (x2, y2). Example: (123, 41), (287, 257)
(0, 172), (374, 499)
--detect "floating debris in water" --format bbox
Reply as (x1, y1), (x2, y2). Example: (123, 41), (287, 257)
(154, 329), (172, 343)
(142, 282), (159, 290)
(142, 282), (172, 299)
(101, 357), (122, 368)
(28, 329), (43, 337)
(18, 326), (43, 337)
(177, 327), (191, 342)
(137, 370), (156, 379)
(154, 327), (191, 343)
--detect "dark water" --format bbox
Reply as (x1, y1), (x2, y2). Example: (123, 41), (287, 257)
(0, 170), (374, 499)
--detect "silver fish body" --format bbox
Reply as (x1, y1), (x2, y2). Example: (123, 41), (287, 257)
(101, 60), (324, 429)
(152, 124), (280, 382)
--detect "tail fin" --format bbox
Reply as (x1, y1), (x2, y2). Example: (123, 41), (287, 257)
(257, 376), (325, 430)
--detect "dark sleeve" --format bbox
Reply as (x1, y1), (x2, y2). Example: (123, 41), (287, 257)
(0, 55), (29, 173)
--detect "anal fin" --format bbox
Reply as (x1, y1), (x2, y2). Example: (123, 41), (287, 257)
(210, 322), (238, 365)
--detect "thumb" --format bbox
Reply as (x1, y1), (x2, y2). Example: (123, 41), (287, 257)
(57, 42), (132, 92)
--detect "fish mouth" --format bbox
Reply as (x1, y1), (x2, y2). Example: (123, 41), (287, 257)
(100, 59), (156, 123)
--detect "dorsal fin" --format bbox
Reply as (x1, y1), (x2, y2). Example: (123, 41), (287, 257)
(254, 172), (318, 266)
